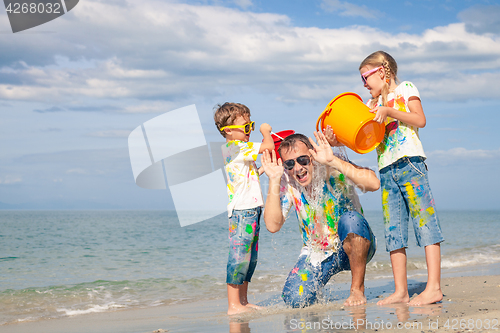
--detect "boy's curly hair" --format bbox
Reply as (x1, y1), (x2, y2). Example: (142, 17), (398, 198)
(213, 102), (251, 138)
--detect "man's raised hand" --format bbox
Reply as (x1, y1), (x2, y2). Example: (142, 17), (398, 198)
(309, 131), (335, 165)
(262, 149), (284, 181)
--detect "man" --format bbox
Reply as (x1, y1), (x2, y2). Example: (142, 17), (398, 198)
(262, 131), (379, 307)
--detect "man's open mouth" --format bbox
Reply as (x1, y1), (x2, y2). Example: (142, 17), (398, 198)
(296, 169), (308, 182)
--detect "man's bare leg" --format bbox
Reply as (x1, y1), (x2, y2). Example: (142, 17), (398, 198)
(409, 243), (443, 306)
(377, 248), (410, 305)
(342, 233), (370, 306)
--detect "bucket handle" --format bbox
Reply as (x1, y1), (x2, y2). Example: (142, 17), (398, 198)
(316, 92), (364, 132)
(316, 107), (331, 132)
(271, 131), (285, 141)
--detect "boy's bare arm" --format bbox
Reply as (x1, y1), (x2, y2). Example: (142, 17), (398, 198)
(259, 123), (275, 153)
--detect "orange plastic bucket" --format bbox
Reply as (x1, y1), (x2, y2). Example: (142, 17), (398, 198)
(316, 92), (385, 154)
(270, 130), (295, 160)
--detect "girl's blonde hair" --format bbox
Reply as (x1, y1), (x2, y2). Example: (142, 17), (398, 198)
(359, 51), (399, 108)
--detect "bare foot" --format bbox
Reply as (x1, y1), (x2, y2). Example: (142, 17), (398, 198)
(344, 289), (366, 306)
(376, 291), (410, 305)
(245, 303), (263, 310)
(409, 288), (443, 306)
(227, 304), (253, 316)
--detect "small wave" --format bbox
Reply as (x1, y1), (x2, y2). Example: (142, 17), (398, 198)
(15, 316), (36, 323)
(367, 246), (500, 277)
(441, 252), (500, 268)
(0, 275), (226, 325)
(0, 257), (19, 262)
(57, 303), (126, 316)
(366, 261), (392, 272)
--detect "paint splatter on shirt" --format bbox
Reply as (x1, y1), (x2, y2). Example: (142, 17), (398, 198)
(279, 165), (363, 263)
(222, 140), (263, 217)
(369, 81), (426, 170)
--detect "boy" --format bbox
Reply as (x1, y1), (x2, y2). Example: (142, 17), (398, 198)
(214, 102), (274, 315)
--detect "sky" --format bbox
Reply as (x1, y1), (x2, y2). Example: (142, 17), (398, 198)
(1, 0), (500, 212)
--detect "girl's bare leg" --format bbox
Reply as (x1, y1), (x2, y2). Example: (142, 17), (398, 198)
(377, 248), (410, 305)
(409, 243), (443, 306)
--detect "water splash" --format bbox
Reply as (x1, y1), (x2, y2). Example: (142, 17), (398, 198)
(289, 160), (350, 253)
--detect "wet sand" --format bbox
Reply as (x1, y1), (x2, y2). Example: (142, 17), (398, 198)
(1, 273), (499, 333)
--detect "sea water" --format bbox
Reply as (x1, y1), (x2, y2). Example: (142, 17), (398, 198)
(0, 209), (499, 325)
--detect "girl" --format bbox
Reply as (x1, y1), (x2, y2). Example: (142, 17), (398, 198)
(359, 51), (444, 306)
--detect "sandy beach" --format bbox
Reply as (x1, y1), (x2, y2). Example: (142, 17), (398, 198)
(2, 268), (499, 333)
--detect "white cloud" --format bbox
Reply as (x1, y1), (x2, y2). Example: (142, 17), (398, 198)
(320, 0), (381, 19)
(0, 175), (22, 184)
(458, 5), (500, 35)
(232, 0), (252, 10)
(87, 130), (131, 137)
(419, 72), (500, 102)
(427, 147), (500, 166)
(0, 0), (499, 107)
(66, 168), (88, 174)
(124, 101), (178, 114)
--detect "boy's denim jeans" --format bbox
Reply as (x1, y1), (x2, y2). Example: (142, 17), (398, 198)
(226, 206), (261, 285)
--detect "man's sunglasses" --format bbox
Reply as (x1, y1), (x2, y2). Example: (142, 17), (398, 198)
(220, 121), (255, 134)
(283, 155), (312, 170)
(361, 66), (383, 85)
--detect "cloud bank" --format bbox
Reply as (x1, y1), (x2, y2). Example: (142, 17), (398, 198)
(0, 0), (499, 112)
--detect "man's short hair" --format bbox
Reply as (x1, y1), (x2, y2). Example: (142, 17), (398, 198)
(213, 102), (251, 138)
(278, 133), (313, 158)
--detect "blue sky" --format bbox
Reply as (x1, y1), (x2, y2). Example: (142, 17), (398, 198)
(1, 0), (500, 211)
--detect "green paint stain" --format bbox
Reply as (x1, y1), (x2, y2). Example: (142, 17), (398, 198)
(245, 224), (253, 234)
(339, 173), (345, 182)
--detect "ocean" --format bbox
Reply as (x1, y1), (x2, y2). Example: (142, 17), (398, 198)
(1, 209), (499, 325)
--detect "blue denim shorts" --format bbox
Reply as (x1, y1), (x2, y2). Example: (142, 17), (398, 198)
(226, 206), (261, 285)
(379, 156), (444, 252)
(282, 211), (376, 308)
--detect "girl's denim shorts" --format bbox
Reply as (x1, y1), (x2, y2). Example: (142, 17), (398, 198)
(379, 156), (444, 252)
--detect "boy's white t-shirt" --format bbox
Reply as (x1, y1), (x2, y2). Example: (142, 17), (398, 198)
(221, 140), (263, 217)
(369, 81), (427, 170)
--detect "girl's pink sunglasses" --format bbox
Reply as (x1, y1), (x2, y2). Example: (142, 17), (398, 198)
(361, 66), (383, 85)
